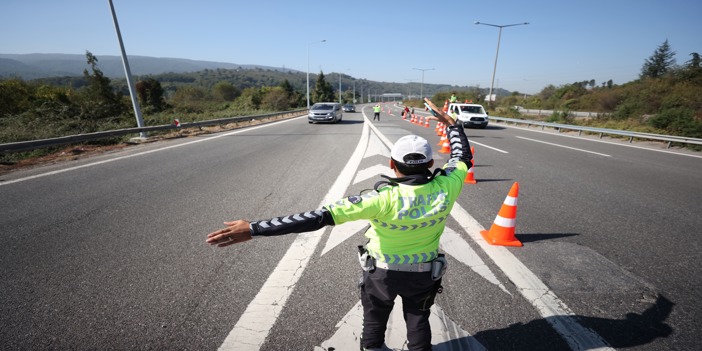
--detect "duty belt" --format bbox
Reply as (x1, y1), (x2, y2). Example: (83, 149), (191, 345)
(374, 260), (432, 273)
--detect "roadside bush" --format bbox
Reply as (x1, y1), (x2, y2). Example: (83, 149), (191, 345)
(545, 110), (574, 124)
(649, 107), (701, 138)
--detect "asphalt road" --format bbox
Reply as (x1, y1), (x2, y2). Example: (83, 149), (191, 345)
(1, 104), (700, 350)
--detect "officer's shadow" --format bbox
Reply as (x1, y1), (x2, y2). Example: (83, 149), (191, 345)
(434, 294), (673, 351)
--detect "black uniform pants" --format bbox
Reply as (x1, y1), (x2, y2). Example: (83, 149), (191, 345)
(373, 112), (380, 120)
(360, 268), (438, 351)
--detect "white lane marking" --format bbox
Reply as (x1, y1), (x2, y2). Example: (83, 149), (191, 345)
(0, 117), (303, 186)
(321, 220), (369, 256)
(440, 227), (510, 295)
(218, 120), (370, 350)
(469, 140), (509, 154)
(317, 298), (486, 351)
(516, 136), (612, 157)
(353, 164), (393, 185)
(501, 122), (702, 159)
(450, 202), (614, 351)
(364, 131), (391, 159)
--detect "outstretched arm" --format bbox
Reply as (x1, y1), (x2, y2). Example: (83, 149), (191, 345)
(206, 208), (336, 247)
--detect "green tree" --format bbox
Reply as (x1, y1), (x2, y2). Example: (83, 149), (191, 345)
(277, 79), (303, 107)
(136, 78), (165, 112)
(212, 81), (241, 101)
(261, 87), (290, 110)
(235, 87), (264, 110)
(171, 86), (207, 103)
(0, 79), (32, 117)
(170, 86), (207, 113)
(687, 52), (701, 69)
(279, 79), (294, 96)
(641, 39), (676, 79)
(683, 52), (702, 80)
(79, 51), (126, 119)
(312, 71), (334, 103)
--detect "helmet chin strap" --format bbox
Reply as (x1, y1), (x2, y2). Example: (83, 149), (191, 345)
(374, 168), (446, 191)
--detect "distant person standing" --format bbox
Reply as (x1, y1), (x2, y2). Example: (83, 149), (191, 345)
(450, 93), (457, 104)
(373, 104), (381, 121)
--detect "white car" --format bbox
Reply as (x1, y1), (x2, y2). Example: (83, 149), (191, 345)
(448, 103), (489, 129)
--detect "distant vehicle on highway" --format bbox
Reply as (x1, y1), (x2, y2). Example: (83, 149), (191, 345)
(308, 102), (343, 124)
(448, 103), (489, 129)
(342, 104), (356, 112)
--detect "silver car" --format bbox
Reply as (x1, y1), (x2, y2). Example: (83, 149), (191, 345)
(308, 103), (343, 124)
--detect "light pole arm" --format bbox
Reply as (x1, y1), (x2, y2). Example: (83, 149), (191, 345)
(475, 21), (529, 107)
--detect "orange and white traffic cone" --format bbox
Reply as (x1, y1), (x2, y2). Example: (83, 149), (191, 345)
(464, 166), (477, 184)
(424, 118), (430, 128)
(437, 132), (446, 147)
(435, 122), (443, 136)
(480, 182), (522, 247)
(442, 99), (449, 112)
(439, 139), (451, 154)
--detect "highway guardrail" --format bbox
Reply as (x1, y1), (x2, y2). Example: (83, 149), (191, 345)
(0, 109), (307, 153)
(489, 116), (702, 149)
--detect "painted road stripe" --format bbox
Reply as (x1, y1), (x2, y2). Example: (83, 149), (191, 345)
(469, 140), (509, 154)
(501, 123), (702, 159)
(316, 297), (486, 351)
(218, 120), (370, 350)
(450, 202), (614, 350)
(516, 136), (612, 157)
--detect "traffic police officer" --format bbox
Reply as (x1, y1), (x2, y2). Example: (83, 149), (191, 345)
(373, 104), (381, 121)
(206, 98), (472, 351)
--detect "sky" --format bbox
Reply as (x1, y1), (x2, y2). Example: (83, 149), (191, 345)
(1, 0), (700, 95)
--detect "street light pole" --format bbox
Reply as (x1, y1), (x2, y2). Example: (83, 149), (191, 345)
(347, 68), (355, 104)
(353, 80), (356, 103)
(474, 21), (529, 107)
(412, 68), (435, 99)
(108, 0), (146, 138)
(405, 79), (416, 99)
(307, 39), (325, 109)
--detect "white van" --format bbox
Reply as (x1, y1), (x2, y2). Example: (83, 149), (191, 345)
(448, 103), (489, 129)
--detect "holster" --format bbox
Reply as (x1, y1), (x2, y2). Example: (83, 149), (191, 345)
(431, 253), (448, 281)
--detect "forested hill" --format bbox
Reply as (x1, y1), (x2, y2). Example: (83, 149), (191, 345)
(0, 53), (484, 99)
(0, 53), (284, 80)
